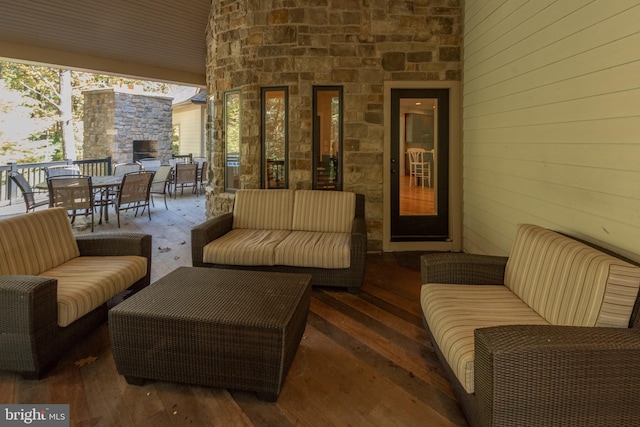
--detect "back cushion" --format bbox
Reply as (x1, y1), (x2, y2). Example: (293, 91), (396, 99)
(292, 190), (356, 233)
(505, 224), (640, 328)
(232, 189), (295, 230)
(0, 208), (80, 275)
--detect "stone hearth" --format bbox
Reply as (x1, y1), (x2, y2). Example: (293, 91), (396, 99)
(83, 88), (172, 164)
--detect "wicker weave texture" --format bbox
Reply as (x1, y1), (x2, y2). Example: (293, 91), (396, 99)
(109, 267), (311, 401)
(0, 230), (151, 378)
(421, 246), (640, 427)
(191, 193), (367, 293)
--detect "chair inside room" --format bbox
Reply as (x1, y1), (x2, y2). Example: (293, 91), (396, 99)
(173, 162), (198, 197)
(150, 165), (172, 209)
(407, 148), (431, 188)
(9, 171), (49, 213)
(114, 171), (154, 227)
(266, 159), (286, 189)
(113, 162), (142, 176)
(46, 164), (81, 178)
(47, 175), (95, 232)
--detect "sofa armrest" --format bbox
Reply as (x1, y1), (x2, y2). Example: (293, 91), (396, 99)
(191, 212), (234, 267)
(474, 324), (640, 426)
(420, 253), (508, 285)
(351, 215), (367, 236)
(76, 233), (151, 257)
(351, 215), (367, 253)
(0, 275), (59, 372)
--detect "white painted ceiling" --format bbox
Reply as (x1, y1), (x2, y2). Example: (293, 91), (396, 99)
(0, 0), (210, 86)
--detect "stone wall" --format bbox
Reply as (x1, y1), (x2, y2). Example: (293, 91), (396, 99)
(83, 89), (173, 164)
(206, 0), (462, 251)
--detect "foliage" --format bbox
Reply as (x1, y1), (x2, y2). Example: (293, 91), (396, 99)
(172, 124), (180, 155)
(0, 81), (54, 164)
(225, 91), (241, 154)
(0, 60), (173, 163)
(264, 91), (286, 161)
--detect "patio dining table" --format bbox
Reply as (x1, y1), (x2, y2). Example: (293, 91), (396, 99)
(37, 175), (124, 223)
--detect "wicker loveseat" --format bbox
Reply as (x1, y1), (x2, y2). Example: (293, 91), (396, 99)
(191, 189), (367, 293)
(420, 224), (640, 427)
(0, 208), (151, 378)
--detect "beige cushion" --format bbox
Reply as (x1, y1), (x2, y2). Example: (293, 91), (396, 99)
(275, 231), (351, 269)
(40, 255), (147, 327)
(232, 189), (295, 230)
(505, 224), (640, 328)
(292, 190), (355, 233)
(0, 207), (79, 276)
(421, 283), (549, 394)
(202, 228), (291, 266)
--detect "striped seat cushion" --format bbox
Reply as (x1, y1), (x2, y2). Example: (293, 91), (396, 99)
(202, 229), (291, 266)
(505, 224), (640, 328)
(275, 231), (351, 269)
(0, 207), (79, 276)
(233, 189), (295, 230)
(420, 284), (549, 394)
(40, 255), (148, 327)
(292, 190), (356, 233)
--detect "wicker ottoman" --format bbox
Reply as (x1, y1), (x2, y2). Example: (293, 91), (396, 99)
(108, 267), (311, 401)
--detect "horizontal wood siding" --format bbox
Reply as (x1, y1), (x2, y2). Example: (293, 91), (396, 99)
(462, 0), (640, 261)
(173, 105), (204, 157)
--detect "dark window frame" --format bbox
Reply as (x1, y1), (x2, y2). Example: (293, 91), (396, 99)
(312, 85), (343, 191)
(261, 86), (289, 189)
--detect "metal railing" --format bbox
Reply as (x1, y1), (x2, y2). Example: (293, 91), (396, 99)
(0, 157), (112, 205)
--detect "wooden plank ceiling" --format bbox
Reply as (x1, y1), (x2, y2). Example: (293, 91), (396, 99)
(0, 0), (210, 86)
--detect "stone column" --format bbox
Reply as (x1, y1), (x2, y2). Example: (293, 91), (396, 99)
(206, 1), (462, 251)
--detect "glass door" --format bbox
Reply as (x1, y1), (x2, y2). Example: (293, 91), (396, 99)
(390, 88), (449, 241)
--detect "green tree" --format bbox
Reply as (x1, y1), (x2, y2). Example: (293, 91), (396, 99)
(0, 61), (171, 161)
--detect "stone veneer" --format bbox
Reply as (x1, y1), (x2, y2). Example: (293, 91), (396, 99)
(83, 89), (173, 164)
(206, 0), (462, 251)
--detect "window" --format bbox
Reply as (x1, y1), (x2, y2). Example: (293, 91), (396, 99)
(224, 90), (241, 191)
(313, 86), (343, 190)
(262, 87), (288, 189)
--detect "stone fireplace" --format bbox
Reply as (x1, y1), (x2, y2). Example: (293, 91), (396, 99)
(82, 88), (172, 164)
(132, 140), (159, 161)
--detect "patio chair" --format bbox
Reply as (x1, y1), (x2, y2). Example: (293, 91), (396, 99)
(47, 175), (95, 232)
(46, 164), (81, 178)
(150, 165), (172, 209)
(172, 154), (193, 164)
(113, 162), (142, 176)
(9, 171), (49, 213)
(172, 162), (198, 197)
(114, 171), (154, 227)
(138, 158), (161, 172)
(196, 161), (208, 194)
(193, 156), (206, 166)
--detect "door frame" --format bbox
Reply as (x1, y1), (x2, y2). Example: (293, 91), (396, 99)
(383, 80), (462, 252)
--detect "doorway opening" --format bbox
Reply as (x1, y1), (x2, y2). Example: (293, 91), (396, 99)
(383, 81), (462, 252)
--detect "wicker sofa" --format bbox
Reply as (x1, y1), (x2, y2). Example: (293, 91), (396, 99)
(0, 208), (151, 378)
(191, 189), (367, 293)
(420, 224), (640, 427)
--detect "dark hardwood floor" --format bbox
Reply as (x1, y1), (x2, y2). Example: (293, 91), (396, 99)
(0, 191), (467, 427)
